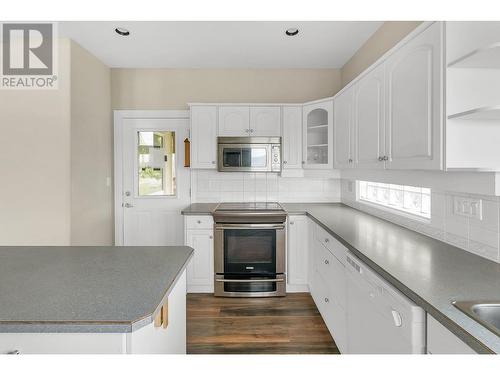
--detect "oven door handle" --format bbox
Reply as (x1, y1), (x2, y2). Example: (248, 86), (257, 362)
(215, 278), (286, 283)
(214, 224), (285, 230)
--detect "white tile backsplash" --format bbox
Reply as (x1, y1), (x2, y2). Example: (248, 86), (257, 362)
(191, 170), (341, 204)
(341, 179), (500, 263)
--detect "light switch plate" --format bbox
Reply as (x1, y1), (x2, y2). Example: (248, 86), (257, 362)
(453, 196), (482, 220)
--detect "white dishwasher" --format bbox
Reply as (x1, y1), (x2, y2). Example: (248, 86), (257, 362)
(346, 254), (426, 354)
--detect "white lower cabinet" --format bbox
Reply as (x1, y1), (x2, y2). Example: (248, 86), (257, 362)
(184, 215), (214, 293)
(0, 271), (187, 354)
(309, 221), (348, 352)
(286, 215), (309, 291)
(427, 314), (476, 354)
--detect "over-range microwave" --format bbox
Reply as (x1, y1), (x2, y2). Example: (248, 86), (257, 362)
(217, 137), (281, 172)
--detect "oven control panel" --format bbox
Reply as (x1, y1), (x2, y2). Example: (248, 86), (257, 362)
(271, 145), (281, 172)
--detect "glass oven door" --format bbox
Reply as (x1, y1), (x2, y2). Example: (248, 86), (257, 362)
(224, 228), (276, 275)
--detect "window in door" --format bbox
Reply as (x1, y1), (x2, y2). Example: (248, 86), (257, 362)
(138, 131), (176, 196)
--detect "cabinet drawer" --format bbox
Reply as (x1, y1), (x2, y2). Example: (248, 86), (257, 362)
(314, 225), (347, 265)
(185, 216), (214, 230)
(315, 242), (346, 309)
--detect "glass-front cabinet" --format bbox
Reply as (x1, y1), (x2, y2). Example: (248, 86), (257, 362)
(302, 99), (334, 169)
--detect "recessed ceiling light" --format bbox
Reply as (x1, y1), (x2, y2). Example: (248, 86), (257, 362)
(115, 27), (130, 36)
(285, 28), (299, 37)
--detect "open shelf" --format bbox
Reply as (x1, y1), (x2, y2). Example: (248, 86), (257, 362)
(448, 43), (500, 68)
(448, 106), (500, 121)
(307, 124), (328, 130)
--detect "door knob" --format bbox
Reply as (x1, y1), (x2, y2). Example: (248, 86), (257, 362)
(324, 298), (329, 303)
(123, 203), (134, 208)
(324, 259), (329, 265)
(378, 156), (384, 161)
(125, 191), (131, 196)
(324, 238), (329, 243)
(383, 156), (389, 161)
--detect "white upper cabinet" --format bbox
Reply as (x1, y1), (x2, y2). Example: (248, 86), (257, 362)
(190, 106), (217, 169)
(282, 106), (303, 170)
(384, 22), (443, 170)
(303, 99), (333, 169)
(218, 106), (250, 136)
(334, 87), (354, 169)
(250, 107), (281, 136)
(354, 63), (386, 169)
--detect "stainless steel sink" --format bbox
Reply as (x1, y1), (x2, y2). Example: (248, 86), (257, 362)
(453, 301), (500, 337)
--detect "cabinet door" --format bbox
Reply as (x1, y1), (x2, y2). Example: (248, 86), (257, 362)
(354, 64), (385, 169)
(334, 87), (354, 169)
(287, 215), (309, 286)
(190, 106), (217, 169)
(185, 230), (214, 292)
(250, 106), (281, 136)
(385, 22), (443, 170)
(427, 314), (476, 354)
(303, 100), (333, 169)
(218, 106), (250, 136)
(282, 106), (303, 169)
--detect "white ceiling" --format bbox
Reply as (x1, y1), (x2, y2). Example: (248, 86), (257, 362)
(59, 21), (383, 68)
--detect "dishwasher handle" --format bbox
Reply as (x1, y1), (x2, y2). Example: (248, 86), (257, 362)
(391, 309), (403, 327)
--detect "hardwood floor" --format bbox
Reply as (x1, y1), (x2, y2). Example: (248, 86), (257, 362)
(187, 293), (340, 354)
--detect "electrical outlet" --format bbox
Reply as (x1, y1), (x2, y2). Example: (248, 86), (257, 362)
(453, 196), (482, 220)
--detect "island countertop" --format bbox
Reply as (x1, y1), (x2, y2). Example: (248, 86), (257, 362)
(0, 246), (193, 333)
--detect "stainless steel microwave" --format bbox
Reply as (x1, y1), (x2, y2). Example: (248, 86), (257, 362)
(217, 137), (281, 172)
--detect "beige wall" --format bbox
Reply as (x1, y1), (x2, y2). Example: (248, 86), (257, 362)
(111, 69), (341, 109)
(0, 39), (72, 245)
(341, 21), (422, 87)
(70, 41), (113, 245)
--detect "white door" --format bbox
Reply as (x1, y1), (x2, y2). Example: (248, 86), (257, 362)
(282, 106), (303, 170)
(250, 106), (281, 136)
(185, 230), (214, 292)
(385, 22), (443, 170)
(190, 106), (217, 169)
(119, 117), (190, 246)
(334, 87), (354, 169)
(354, 64), (386, 169)
(218, 106), (250, 136)
(287, 215), (309, 287)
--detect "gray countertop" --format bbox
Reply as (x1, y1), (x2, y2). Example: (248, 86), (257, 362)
(182, 202), (500, 353)
(181, 203), (219, 215)
(0, 246), (193, 333)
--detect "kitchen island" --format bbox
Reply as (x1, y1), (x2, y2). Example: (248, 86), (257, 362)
(0, 246), (193, 354)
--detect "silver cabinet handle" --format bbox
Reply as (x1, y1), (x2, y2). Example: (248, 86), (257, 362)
(290, 221), (294, 225)
(324, 238), (329, 243)
(244, 129), (249, 133)
(212, 161), (216, 164)
(378, 156), (384, 161)
(348, 159), (353, 163)
(324, 298), (329, 303)
(302, 161), (305, 164)
(209, 235), (213, 239)
(124, 191), (131, 196)
(197, 220), (201, 224)
(283, 160), (287, 164)
(6, 350), (20, 355)
(123, 203), (134, 208)
(324, 259), (329, 265)
(384, 156), (389, 161)
(250, 129), (254, 133)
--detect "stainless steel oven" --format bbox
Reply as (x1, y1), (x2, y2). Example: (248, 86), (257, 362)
(217, 137), (281, 173)
(213, 203), (286, 297)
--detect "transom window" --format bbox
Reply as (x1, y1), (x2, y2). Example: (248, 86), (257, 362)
(358, 181), (431, 219)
